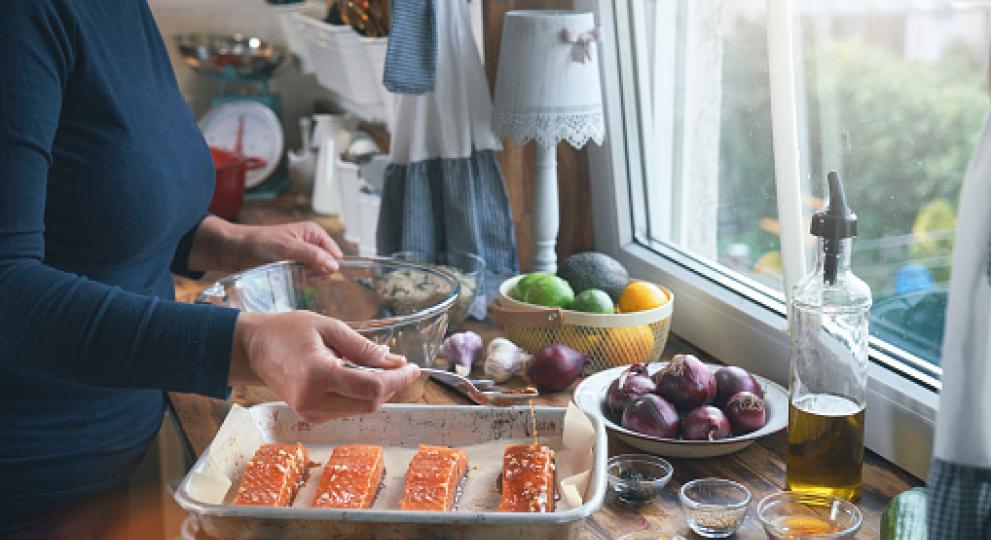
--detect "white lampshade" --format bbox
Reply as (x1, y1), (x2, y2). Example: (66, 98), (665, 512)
(492, 10), (605, 149)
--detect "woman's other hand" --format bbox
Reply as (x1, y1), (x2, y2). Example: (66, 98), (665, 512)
(229, 311), (421, 422)
(189, 216), (344, 274)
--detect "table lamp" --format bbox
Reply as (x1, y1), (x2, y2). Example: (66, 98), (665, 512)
(492, 10), (605, 273)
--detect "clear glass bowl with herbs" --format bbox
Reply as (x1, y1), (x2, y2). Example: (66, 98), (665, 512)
(679, 478), (751, 538)
(606, 454), (673, 507)
(390, 250), (485, 327)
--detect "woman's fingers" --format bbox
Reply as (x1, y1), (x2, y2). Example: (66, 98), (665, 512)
(324, 361), (421, 401)
(318, 319), (408, 369)
(286, 240), (339, 273)
(303, 221), (344, 260)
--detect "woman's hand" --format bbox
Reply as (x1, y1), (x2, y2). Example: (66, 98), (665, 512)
(188, 216), (344, 274)
(229, 311), (421, 423)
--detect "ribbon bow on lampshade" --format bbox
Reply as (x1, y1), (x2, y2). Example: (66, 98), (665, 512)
(560, 27), (601, 64)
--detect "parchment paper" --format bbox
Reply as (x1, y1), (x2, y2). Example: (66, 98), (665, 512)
(188, 402), (597, 512)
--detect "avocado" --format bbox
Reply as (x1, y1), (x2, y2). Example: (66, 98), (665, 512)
(557, 252), (630, 301)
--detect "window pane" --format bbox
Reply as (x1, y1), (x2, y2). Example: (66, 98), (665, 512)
(639, 0), (784, 293)
(634, 0), (988, 369)
(799, 2), (989, 366)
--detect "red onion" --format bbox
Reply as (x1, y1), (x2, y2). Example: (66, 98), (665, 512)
(605, 364), (656, 421)
(714, 366), (764, 407)
(621, 394), (680, 439)
(526, 344), (588, 392)
(681, 406), (732, 441)
(653, 354), (716, 411)
(724, 391), (767, 435)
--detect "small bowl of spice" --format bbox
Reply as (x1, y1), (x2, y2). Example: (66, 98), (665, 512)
(606, 454), (673, 507)
(679, 478), (751, 538)
(756, 492), (862, 539)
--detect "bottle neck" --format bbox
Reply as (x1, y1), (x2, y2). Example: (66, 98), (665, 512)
(814, 237), (852, 285)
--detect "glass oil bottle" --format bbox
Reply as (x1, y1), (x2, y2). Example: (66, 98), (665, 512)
(786, 172), (871, 502)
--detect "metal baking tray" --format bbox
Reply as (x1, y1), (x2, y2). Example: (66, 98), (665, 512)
(174, 403), (607, 540)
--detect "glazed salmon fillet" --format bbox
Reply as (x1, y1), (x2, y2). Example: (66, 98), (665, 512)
(311, 445), (385, 509)
(232, 443), (309, 507)
(399, 444), (469, 511)
(498, 443), (556, 512)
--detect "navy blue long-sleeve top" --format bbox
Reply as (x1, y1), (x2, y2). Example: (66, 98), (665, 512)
(0, 0), (240, 528)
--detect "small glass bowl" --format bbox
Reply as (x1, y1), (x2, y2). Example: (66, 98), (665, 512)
(756, 492), (863, 539)
(679, 478), (751, 538)
(606, 454), (673, 507)
(391, 250), (485, 327)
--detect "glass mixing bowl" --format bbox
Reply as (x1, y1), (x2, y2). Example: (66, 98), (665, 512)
(197, 258), (460, 399)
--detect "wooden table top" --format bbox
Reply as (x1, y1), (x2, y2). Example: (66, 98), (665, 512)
(169, 197), (920, 539)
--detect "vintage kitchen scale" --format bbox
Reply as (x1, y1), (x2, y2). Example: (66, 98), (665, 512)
(176, 33), (289, 199)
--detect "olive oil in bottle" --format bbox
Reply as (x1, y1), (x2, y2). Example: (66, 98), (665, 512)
(786, 394), (865, 500)
(786, 172), (871, 502)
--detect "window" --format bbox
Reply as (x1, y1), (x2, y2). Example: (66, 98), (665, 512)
(632, 0), (989, 374)
(588, 0), (988, 477)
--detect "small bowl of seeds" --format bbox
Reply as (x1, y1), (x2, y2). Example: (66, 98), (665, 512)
(679, 478), (751, 538)
(606, 454), (673, 507)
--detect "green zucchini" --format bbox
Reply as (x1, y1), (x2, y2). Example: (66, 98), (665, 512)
(881, 487), (927, 540)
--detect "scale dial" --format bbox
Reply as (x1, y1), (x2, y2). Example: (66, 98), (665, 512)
(199, 100), (284, 188)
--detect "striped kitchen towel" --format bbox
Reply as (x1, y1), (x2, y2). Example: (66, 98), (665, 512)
(383, 0), (436, 94)
(376, 149), (519, 318)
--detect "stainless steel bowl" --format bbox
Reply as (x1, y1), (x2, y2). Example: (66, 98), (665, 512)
(176, 33), (286, 79)
(197, 259), (460, 371)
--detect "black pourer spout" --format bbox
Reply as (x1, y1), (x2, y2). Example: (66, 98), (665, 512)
(810, 171), (858, 285)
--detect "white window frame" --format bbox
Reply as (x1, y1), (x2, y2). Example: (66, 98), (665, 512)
(585, 0), (940, 479)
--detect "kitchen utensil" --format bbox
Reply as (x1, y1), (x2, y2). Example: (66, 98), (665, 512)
(208, 147), (266, 220)
(606, 454), (673, 507)
(357, 189), (381, 256)
(572, 361), (788, 458)
(345, 364), (537, 407)
(679, 478), (751, 538)
(196, 259), (459, 401)
(176, 33), (286, 79)
(200, 101), (284, 188)
(173, 402), (608, 540)
(756, 492), (862, 539)
(492, 275), (672, 373)
(336, 156), (362, 240)
(287, 117), (317, 194)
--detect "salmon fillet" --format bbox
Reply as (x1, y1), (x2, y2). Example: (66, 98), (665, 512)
(498, 443), (556, 512)
(400, 444), (469, 511)
(232, 443), (309, 507)
(311, 445), (385, 509)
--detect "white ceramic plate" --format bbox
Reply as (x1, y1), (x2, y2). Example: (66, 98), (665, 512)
(573, 362), (788, 458)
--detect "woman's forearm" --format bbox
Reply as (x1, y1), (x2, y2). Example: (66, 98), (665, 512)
(186, 215), (243, 272)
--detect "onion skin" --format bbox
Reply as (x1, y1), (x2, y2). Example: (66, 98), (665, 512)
(605, 364), (656, 421)
(526, 344), (588, 392)
(681, 406), (732, 440)
(714, 366), (764, 407)
(724, 391), (767, 435)
(621, 394), (680, 439)
(653, 354), (717, 411)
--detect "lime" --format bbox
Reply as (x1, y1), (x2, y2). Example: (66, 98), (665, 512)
(523, 275), (575, 308)
(571, 288), (615, 314)
(511, 273), (550, 301)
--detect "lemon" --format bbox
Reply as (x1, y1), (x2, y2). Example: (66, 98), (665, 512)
(601, 325), (656, 366)
(618, 281), (667, 313)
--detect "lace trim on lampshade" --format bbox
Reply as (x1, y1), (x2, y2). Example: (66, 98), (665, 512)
(492, 110), (605, 148)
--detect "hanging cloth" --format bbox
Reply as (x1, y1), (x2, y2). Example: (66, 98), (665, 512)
(927, 113), (991, 539)
(383, 0), (436, 94)
(378, 0), (518, 319)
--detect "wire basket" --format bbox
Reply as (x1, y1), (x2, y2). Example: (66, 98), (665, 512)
(490, 276), (673, 373)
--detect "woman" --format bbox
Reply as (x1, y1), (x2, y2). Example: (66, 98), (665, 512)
(0, 1), (420, 536)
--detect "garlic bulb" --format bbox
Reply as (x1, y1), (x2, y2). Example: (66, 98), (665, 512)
(484, 338), (532, 383)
